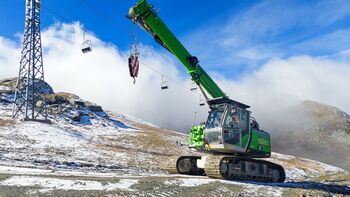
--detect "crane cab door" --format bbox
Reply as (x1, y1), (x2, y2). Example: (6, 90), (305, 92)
(222, 105), (250, 150)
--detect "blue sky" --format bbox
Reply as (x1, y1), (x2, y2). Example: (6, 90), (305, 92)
(0, 0), (252, 51)
(2, 0), (349, 79)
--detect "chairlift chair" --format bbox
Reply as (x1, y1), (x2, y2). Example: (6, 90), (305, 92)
(199, 95), (206, 106)
(82, 40), (92, 53)
(161, 75), (169, 90)
(190, 82), (197, 91)
(81, 31), (92, 53)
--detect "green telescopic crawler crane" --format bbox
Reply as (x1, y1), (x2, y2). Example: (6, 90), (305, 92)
(128, 0), (285, 182)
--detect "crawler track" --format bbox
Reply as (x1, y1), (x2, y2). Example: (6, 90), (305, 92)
(164, 155), (285, 183)
(164, 156), (204, 175)
(204, 155), (285, 182)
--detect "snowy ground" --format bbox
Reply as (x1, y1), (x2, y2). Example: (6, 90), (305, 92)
(0, 86), (349, 196)
(0, 97), (184, 176)
(0, 165), (348, 196)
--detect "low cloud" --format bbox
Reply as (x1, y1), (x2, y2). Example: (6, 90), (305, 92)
(217, 56), (350, 121)
(1, 22), (350, 132)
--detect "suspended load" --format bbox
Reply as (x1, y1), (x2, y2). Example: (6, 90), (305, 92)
(128, 22), (139, 84)
(81, 31), (92, 53)
(128, 54), (139, 84)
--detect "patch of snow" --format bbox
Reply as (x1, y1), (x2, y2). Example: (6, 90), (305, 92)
(1, 176), (138, 192)
(0, 86), (11, 91)
(178, 178), (216, 187)
(271, 152), (295, 160)
(0, 165), (52, 175)
(0, 122), (82, 149)
(163, 179), (180, 186)
(286, 168), (308, 180)
(0, 165), (163, 178)
(117, 113), (158, 128)
(314, 161), (345, 176)
(264, 186), (283, 196)
(218, 179), (284, 196)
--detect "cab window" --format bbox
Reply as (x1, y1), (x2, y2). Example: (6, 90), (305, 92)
(224, 107), (249, 129)
(223, 107), (241, 129)
(206, 108), (224, 129)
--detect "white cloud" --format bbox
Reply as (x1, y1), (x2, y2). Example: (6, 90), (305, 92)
(0, 37), (20, 79)
(1, 22), (350, 132)
(0, 22), (207, 132)
(217, 56), (350, 120)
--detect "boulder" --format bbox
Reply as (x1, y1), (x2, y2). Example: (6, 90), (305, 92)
(88, 105), (103, 112)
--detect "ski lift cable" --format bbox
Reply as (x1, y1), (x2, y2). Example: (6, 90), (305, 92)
(79, 0), (130, 35)
(75, 0), (198, 87)
(79, 0), (192, 78)
(41, 3), (94, 38)
(137, 62), (205, 103)
(139, 61), (190, 90)
(41, 3), (94, 54)
(43, 0), (194, 79)
(40, 2), (206, 102)
(40, 3), (189, 91)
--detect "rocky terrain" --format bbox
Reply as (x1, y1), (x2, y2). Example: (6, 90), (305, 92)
(265, 100), (350, 171)
(0, 78), (349, 196)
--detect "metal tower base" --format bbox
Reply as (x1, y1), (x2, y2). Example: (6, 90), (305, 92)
(13, 0), (49, 121)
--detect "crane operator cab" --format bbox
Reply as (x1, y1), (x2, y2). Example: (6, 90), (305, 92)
(190, 97), (271, 158)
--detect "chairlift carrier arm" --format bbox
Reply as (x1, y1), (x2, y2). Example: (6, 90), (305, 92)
(128, 0), (226, 99)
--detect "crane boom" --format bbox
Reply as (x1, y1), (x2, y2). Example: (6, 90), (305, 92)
(128, 0), (226, 99)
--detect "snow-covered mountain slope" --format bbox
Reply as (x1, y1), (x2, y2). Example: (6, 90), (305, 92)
(0, 78), (349, 196)
(0, 78), (190, 176)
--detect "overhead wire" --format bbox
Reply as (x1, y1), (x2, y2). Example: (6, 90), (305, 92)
(79, 0), (185, 71)
(40, 3), (91, 35)
(140, 62), (191, 90)
(40, 1), (205, 102)
(79, 0), (130, 35)
(78, 0), (191, 77)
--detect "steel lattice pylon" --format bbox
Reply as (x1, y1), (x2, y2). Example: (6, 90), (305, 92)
(13, 0), (49, 121)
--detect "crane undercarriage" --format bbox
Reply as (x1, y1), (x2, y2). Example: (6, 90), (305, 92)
(164, 155), (285, 183)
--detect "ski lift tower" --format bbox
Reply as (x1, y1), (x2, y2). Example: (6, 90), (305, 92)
(13, 0), (49, 122)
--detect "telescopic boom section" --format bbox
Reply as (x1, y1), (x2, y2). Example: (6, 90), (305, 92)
(128, 0), (226, 99)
